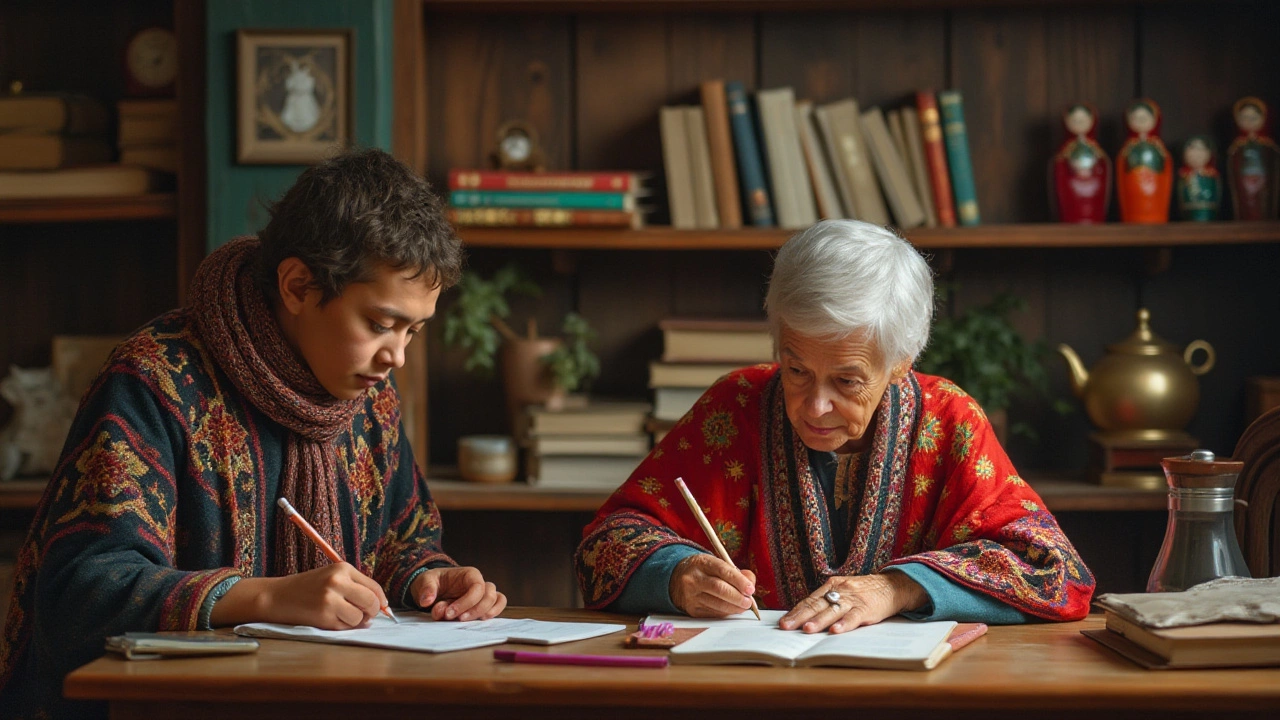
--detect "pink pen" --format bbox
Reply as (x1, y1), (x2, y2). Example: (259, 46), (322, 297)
(493, 649), (668, 668)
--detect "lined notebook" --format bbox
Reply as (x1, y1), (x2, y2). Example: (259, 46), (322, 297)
(670, 618), (960, 670)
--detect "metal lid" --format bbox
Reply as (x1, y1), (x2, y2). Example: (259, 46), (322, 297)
(1106, 308), (1179, 356)
(1161, 449), (1243, 489)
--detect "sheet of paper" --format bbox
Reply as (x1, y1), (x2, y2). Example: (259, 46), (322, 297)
(802, 619), (956, 660)
(643, 609), (789, 629)
(235, 613), (627, 653)
(455, 617), (626, 645)
(671, 626), (825, 661)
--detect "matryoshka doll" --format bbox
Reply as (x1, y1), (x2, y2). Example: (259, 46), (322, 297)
(1117, 99), (1173, 223)
(1227, 96), (1280, 220)
(1052, 103), (1112, 223)
(1176, 135), (1222, 221)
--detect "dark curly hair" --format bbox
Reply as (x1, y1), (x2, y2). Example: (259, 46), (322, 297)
(254, 148), (463, 304)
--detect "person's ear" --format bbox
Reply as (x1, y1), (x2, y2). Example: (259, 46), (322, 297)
(891, 361), (912, 382)
(276, 257), (315, 316)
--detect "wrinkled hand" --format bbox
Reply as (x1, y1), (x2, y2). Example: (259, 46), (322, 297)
(263, 562), (388, 630)
(410, 566), (506, 621)
(669, 553), (757, 618)
(779, 572), (927, 634)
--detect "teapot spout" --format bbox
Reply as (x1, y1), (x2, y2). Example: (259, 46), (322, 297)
(1057, 344), (1088, 398)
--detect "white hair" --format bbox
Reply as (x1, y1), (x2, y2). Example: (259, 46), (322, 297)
(764, 220), (934, 370)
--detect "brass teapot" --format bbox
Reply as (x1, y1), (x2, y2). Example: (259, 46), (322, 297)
(1058, 308), (1214, 441)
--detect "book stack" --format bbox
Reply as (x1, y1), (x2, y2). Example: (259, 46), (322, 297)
(524, 400), (652, 490)
(1085, 577), (1280, 669)
(648, 319), (773, 441)
(659, 82), (981, 230)
(117, 99), (178, 173)
(447, 169), (648, 229)
(0, 93), (157, 199)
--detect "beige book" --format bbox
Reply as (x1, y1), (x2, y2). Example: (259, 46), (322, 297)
(817, 99), (889, 226)
(860, 106), (926, 229)
(812, 104), (859, 219)
(0, 165), (156, 199)
(660, 318), (773, 363)
(887, 109), (911, 177)
(1103, 611), (1280, 668)
(795, 101), (845, 219)
(119, 145), (177, 173)
(659, 106), (697, 229)
(901, 106), (939, 227)
(118, 115), (177, 147)
(649, 362), (747, 388)
(683, 106), (720, 229)
(756, 87), (817, 229)
(0, 94), (108, 134)
(0, 134), (112, 170)
(527, 400), (652, 436)
(116, 99), (178, 120)
(530, 434), (651, 457)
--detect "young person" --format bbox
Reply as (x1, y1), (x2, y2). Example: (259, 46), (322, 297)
(0, 149), (504, 719)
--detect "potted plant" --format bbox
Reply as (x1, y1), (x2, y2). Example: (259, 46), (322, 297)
(442, 264), (601, 424)
(916, 287), (1069, 444)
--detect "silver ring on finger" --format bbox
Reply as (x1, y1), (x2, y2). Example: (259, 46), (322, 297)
(824, 590), (842, 611)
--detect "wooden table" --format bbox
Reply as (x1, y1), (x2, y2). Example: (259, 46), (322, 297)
(64, 608), (1279, 720)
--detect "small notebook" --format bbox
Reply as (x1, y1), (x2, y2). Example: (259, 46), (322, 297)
(669, 618), (958, 670)
(105, 632), (260, 660)
(234, 614), (626, 654)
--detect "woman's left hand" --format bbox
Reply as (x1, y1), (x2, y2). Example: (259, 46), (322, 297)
(779, 572), (927, 634)
(409, 566), (507, 622)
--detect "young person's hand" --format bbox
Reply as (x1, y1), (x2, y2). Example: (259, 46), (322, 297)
(669, 553), (757, 617)
(210, 562), (388, 630)
(409, 566), (506, 621)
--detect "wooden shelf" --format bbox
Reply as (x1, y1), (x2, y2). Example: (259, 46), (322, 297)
(422, 0), (1149, 12)
(0, 481), (47, 510)
(0, 194), (177, 224)
(429, 473), (1165, 513)
(458, 221), (1280, 251)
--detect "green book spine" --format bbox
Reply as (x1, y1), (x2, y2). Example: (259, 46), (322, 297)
(450, 190), (631, 211)
(937, 90), (980, 226)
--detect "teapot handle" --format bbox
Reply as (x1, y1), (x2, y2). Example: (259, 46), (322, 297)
(1185, 340), (1215, 376)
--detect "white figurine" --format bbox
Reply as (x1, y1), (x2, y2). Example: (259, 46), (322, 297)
(280, 58), (321, 134)
(0, 366), (78, 481)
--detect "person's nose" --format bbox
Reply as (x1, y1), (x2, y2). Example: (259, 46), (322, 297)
(376, 338), (407, 370)
(804, 383), (835, 417)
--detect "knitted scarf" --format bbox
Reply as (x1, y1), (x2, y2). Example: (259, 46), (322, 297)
(190, 236), (361, 576)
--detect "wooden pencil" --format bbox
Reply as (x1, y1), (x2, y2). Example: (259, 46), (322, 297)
(673, 477), (761, 620)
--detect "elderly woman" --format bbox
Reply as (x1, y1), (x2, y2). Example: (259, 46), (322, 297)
(575, 220), (1094, 632)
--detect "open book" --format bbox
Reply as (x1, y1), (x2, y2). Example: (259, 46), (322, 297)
(235, 614), (626, 654)
(669, 618), (959, 670)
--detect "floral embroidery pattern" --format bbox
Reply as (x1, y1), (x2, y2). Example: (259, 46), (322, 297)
(951, 420), (974, 462)
(974, 455), (994, 480)
(715, 520), (744, 555)
(639, 477), (662, 495)
(725, 460), (746, 481)
(701, 409), (738, 450)
(912, 474), (933, 496)
(915, 412), (941, 453)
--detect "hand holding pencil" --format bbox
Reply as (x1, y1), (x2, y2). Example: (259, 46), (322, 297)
(671, 477), (761, 620)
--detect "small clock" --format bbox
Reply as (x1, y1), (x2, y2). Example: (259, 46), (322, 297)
(490, 120), (546, 172)
(124, 27), (178, 97)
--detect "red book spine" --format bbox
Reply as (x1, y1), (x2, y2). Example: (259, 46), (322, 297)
(449, 169), (639, 193)
(447, 207), (637, 228)
(915, 91), (957, 228)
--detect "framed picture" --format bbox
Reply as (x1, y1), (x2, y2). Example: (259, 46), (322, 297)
(236, 29), (352, 164)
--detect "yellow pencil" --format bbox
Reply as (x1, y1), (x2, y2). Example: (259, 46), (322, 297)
(673, 477), (761, 620)
(277, 497), (399, 624)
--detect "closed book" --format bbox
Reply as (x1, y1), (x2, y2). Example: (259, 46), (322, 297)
(900, 107), (938, 228)
(724, 81), (774, 227)
(117, 115), (177, 147)
(937, 89), (981, 226)
(449, 169), (646, 193)
(887, 109), (910, 175)
(916, 91), (957, 228)
(531, 434), (651, 457)
(660, 105), (697, 229)
(653, 386), (706, 422)
(119, 145), (177, 173)
(795, 101), (846, 219)
(1099, 611), (1280, 668)
(0, 94), (108, 134)
(670, 619), (959, 670)
(448, 207), (640, 229)
(756, 87), (817, 230)
(526, 454), (647, 489)
(816, 98), (890, 226)
(659, 318), (772, 363)
(0, 134), (112, 170)
(527, 401), (652, 437)
(450, 190), (634, 211)
(116, 99), (178, 120)
(812, 104), (858, 219)
(699, 80), (742, 229)
(859, 107), (926, 229)
(0, 165), (156, 199)
(649, 362), (744, 388)
(684, 106), (720, 229)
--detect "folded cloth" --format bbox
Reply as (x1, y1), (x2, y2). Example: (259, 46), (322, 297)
(1096, 576), (1280, 628)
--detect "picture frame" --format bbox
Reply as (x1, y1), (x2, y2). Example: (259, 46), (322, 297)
(236, 29), (352, 164)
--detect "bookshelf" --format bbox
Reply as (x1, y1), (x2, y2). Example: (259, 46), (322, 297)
(459, 222), (1280, 251)
(0, 194), (178, 224)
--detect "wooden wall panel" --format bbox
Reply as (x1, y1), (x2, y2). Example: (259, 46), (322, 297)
(853, 12), (947, 110)
(759, 12), (857, 100)
(950, 9), (1050, 223)
(1141, 2), (1280, 167)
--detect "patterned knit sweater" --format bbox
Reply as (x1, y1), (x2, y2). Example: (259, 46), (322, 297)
(0, 310), (453, 719)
